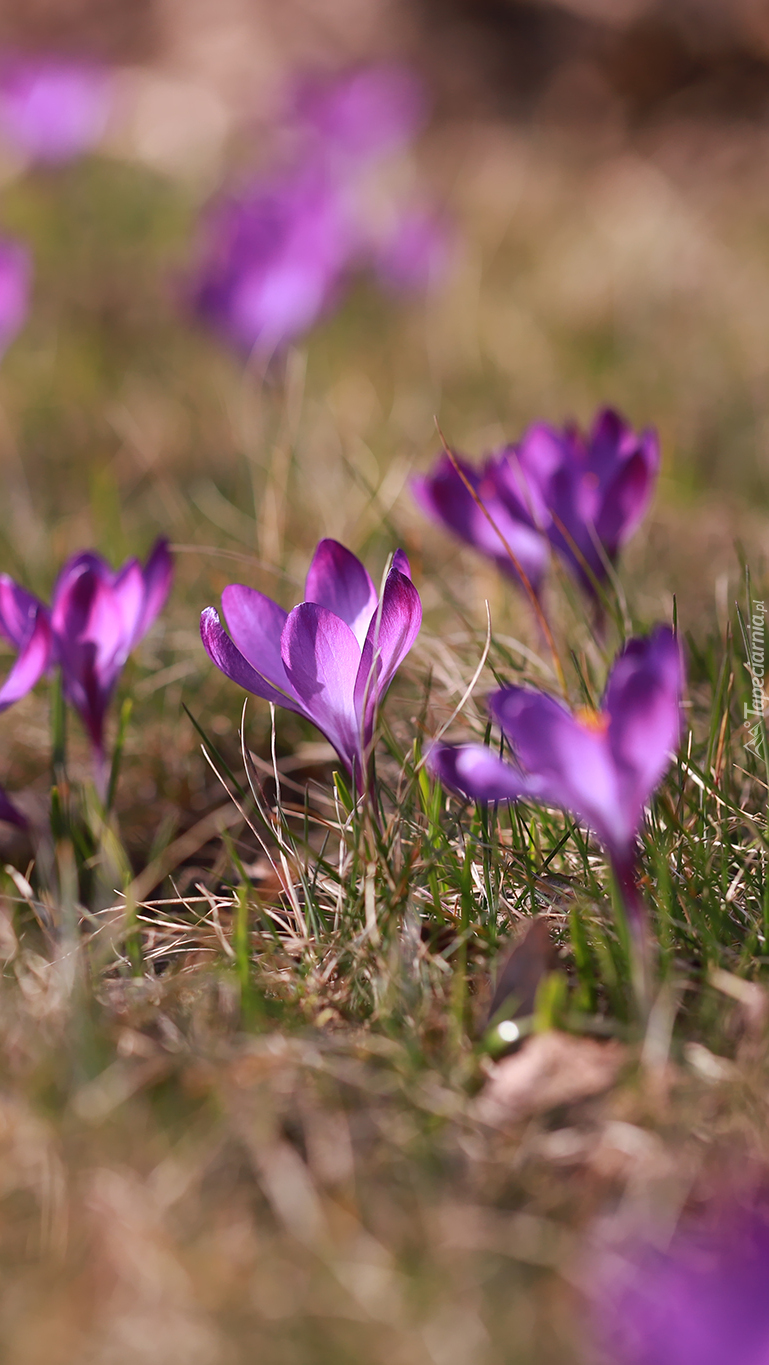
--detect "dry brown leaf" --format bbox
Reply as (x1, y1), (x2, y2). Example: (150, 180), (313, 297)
(473, 1031), (627, 1127)
(486, 917), (559, 1026)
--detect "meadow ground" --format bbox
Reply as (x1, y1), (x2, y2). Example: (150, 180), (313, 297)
(0, 107), (768, 1363)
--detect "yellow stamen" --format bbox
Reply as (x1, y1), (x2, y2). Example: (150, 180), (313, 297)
(574, 705), (609, 734)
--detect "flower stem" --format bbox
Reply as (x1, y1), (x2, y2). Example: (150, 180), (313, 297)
(51, 668), (67, 786)
(611, 851), (652, 1017)
(106, 697), (133, 812)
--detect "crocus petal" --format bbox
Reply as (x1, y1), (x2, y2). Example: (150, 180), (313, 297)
(134, 537), (174, 643)
(595, 433), (660, 556)
(55, 564), (126, 684)
(0, 608), (50, 712)
(511, 424), (570, 523)
(490, 686), (627, 849)
(516, 411), (662, 594)
(51, 564), (100, 663)
(603, 626), (683, 835)
(412, 453), (548, 592)
(200, 606), (302, 711)
(546, 473), (607, 588)
(221, 584), (295, 699)
(0, 784), (25, 828)
(354, 559), (421, 739)
(294, 64), (426, 161)
(51, 550), (107, 609)
(0, 58), (110, 165)
(429, 743), (534, 804)
(52, 571), (112, 753)
(587, 407), (633, 479)
(597, 1210), (769, 1365)
(281, 602), (362, 774)
(304, 539), (378, 647)
(0, 575), (45, 649)
(392, 548), (412, 579)
(100, 559), (145, 666)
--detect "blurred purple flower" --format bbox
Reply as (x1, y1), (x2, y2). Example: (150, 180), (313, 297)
(0, 237), (31, 357)
(598, 1208), (769, 1365)
(201, 539), (422, 793)
(191, 63), (452, 355)
(430, 626), (682, 921)
(0, 582), (51, 826)
(293, 64), (426, 162)
(0, 540), (173, 788)
(192, 164), (355, 357)
(0, 55), (110, 165)
(413, 410), (659, 599)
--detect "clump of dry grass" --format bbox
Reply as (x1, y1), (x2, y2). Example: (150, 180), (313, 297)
(0, 906), (767, 1365)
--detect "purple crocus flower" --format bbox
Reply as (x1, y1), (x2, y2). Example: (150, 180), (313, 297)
(50, 540), (173, 771)
(0, 237), (31, 357)
(191, 64), (452, 356)
(0, 540), (173, 789)
(292, 64), (446, 301)
(0, 585), (51, 826)
(413, 409), (659, 599)
(430, 626), (682, 924)
(597, 1207), (769, 1365)
(0, 55), (111, 165)
(191, 163), (355, 358)
(201, 539), (422, 794)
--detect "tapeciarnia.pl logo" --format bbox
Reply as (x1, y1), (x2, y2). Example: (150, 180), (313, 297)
(745, 598), (766, 757)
